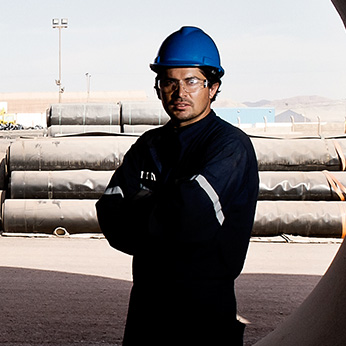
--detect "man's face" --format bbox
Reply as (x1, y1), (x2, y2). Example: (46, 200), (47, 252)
(158, 68), (219, 128)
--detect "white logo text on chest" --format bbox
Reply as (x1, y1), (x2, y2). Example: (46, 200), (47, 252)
(140, 171), (156, 181)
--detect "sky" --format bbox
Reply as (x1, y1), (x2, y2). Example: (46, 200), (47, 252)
(1, 0), (346, 103)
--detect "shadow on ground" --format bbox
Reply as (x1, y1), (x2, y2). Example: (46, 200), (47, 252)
(236, 273), (321, 346)
(0, 267), (131, 346)
(0, 267), (321, 345)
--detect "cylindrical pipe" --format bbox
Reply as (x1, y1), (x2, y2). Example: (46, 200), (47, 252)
(10, 170), (113, 199)
(6, 136), (346, 173)
(7, 136), (137, 172)
(46, 103), (121, 126)
(3, 199), (346, 238)
(2, 199), (100, 234)
(121, 101), (170, 125)
(258, 171), (346, 200)
(253, 201), (346, 238)
(10, 170), (346, 201)
(251, 137), (340, 171)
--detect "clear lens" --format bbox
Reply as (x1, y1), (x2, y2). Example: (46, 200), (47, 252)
(159, 77), (207, 93)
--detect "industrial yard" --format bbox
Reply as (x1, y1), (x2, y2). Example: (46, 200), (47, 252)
(1, 0), (346, 344)
(0, 100), (345, 345)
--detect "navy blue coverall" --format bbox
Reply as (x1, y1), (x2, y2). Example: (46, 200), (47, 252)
(96, 110), (259, 345)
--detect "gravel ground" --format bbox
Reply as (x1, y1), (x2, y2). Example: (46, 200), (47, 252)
(0, 236), (341, 345)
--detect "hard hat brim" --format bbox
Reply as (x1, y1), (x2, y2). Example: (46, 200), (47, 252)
(149, 63), (224, 78)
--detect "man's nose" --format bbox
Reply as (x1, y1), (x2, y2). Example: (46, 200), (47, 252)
(176, 81), (188, 97)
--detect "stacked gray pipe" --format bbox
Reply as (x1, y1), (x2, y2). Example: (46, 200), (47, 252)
(9, 170), (346, 201)
(46, 101), (170, 136)
(3, 102), (346, 237)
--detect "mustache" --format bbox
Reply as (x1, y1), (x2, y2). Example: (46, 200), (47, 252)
(170, 97), (192, 106)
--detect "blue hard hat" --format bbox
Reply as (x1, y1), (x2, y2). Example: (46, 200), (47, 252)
(150, 26), (224, 77)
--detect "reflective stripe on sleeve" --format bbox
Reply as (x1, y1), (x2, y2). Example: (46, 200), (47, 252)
(104, 186), (124, 197)
(192, 174), (225, 225)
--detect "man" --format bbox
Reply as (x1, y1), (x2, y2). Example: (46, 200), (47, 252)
(96, 26), (259, 346)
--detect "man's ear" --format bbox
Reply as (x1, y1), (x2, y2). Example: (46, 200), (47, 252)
(209, 83), (219, 99)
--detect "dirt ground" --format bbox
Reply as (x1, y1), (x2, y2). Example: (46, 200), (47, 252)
(0, 236), (341, 345)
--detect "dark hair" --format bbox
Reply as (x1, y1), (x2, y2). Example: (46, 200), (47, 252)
(154, 67), (222, 102)
(199, 67), (222, 103)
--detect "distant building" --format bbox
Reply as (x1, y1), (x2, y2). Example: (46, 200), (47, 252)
(215, 107), (275, 125)
(275, 109), (310, 123)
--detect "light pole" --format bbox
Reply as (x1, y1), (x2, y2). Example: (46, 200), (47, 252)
(52, 18), (68, 103)
(86, 73), (91, 102)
